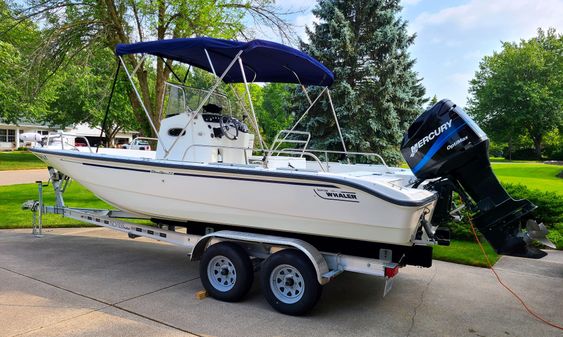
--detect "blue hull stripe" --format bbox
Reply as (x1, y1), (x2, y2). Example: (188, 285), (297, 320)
(412, 122), (467, 174)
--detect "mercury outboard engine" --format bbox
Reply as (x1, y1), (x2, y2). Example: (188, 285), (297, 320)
(401, 99), (553, 259)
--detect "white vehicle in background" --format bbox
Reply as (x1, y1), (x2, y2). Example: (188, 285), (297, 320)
(122, 138), (154, 151)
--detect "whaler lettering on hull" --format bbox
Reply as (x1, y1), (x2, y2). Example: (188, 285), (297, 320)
(150, 169), (174, 175)
(314, 188), (359, 203)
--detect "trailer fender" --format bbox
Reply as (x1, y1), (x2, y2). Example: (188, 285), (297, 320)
(190, 230), (331, 285)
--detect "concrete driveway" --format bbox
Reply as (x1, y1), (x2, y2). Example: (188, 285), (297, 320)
(0, 169), (49, 186)
(0, 228), (561, 337)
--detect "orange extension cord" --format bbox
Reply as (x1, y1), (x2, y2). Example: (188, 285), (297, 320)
(468, 218), (563, 331)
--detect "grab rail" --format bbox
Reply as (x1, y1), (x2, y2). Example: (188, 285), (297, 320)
(280, 148), (388, 169)
(180, 144), (327, 172)
(44, 132), (93, 153)
(270, 130), (311, 157)
(134, 137), (158, 142)
(129, 136), (158, 147)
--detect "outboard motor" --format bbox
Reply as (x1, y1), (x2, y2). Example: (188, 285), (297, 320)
(401, 99), (553, 258)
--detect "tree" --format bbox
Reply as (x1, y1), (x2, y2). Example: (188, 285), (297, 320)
(299, 0), (426, 164)
(468, 28), (563, 159)
(43, 48), (139, 146)
(1, 0), (143, 145)
(0, 0), (52, 123)
(256, 83), (295, 144)
(427, 94), (438, 109)
(8, 0), (294, 135)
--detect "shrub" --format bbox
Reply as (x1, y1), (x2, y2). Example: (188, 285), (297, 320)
(503, 183), (563, 225)
(544, 145), (563, 160)
(442, 210), (474, 241)
(488, 142), (504, 157)
(440, 183), (563, 249)
(503, 148), (538, 160)
(547, 225), (563, 250)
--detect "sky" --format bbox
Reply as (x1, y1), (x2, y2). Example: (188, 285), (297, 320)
(267, 0), (563, 106)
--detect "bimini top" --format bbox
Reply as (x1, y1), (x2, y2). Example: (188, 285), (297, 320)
(115, 37), (334, 86)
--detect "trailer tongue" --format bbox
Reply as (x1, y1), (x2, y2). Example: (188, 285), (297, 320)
(401, 99), (554, 258)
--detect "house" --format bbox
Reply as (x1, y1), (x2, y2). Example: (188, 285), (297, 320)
(0, 120), (138, 150)
(0, 119), (57, 150)
(69, 123), (139, 147)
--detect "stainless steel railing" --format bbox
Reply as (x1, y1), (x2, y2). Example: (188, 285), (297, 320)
(44, 132), (93, 153)
(269, 130), (311, 157)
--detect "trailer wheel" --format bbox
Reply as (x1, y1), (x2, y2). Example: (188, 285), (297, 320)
(200, 242), (253, 302)
(261, 249), (322, 316)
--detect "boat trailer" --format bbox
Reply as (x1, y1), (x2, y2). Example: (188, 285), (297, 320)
(23, 167), (401, 315)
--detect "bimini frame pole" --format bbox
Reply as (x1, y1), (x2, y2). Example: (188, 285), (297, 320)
(97, 60), (121, 153)
(238, 57), (265, 151)
(119, 55), (164, 146)
(326, 89), (348, 156)
(204, 49), (217, 76)
(287, 68), (312, 106)
(269, 86), (327, 154)
(163, 50), (244, 158)
(229, 84), (265, 150)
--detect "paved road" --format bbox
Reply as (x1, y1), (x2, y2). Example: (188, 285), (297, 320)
(0, 169), (49, 186)
(0, 228), (561, 337)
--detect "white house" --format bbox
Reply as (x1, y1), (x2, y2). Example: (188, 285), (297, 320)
(0, 120), (138, 150)
(69, 123), (139, 147)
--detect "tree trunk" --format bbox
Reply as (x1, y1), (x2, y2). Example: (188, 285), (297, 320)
(109, 125), (122, 147)
(533, 136), (542, 160)
(127, 91), (149, 135)
(508, 137), (513, 161)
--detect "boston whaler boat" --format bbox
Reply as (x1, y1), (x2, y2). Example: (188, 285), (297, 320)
(27, 37), (553, 315)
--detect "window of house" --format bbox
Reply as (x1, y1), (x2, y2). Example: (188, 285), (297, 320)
(0, 129), (17, 142)
(7, 129), (15, 142)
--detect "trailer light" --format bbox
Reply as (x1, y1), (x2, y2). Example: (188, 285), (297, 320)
(385, 265), (399, 278)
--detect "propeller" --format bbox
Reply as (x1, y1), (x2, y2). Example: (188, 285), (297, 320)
(524, 219), (556, 249)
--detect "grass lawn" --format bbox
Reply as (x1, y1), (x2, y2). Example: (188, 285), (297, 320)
(401, 160), (562, 194)
(0, 182), (110, 228)
(433, 240), (499, 268)
(491, 161), (562, 194)
(0, 151), (47, 170)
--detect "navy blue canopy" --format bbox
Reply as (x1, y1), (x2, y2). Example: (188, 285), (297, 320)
(115, 37), (334, 86)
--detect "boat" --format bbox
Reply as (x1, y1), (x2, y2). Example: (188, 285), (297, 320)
(30, 37), (552, 264)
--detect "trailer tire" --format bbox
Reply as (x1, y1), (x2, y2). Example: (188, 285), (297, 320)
(261, 249), (322, 316)
(200, 242), (253, 302)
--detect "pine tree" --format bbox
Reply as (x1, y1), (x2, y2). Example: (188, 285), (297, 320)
(427, 95), (438, 109)
(300, 0), (426, 164)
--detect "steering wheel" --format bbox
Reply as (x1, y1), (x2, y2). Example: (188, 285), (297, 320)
(220, 116), (239, 140)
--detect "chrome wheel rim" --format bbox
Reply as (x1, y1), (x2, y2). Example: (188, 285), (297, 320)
(270, 264), (304, 304)
(207, 255), (236, 292)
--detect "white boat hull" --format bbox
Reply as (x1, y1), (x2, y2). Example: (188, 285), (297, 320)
(32, 148), (437, 246)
